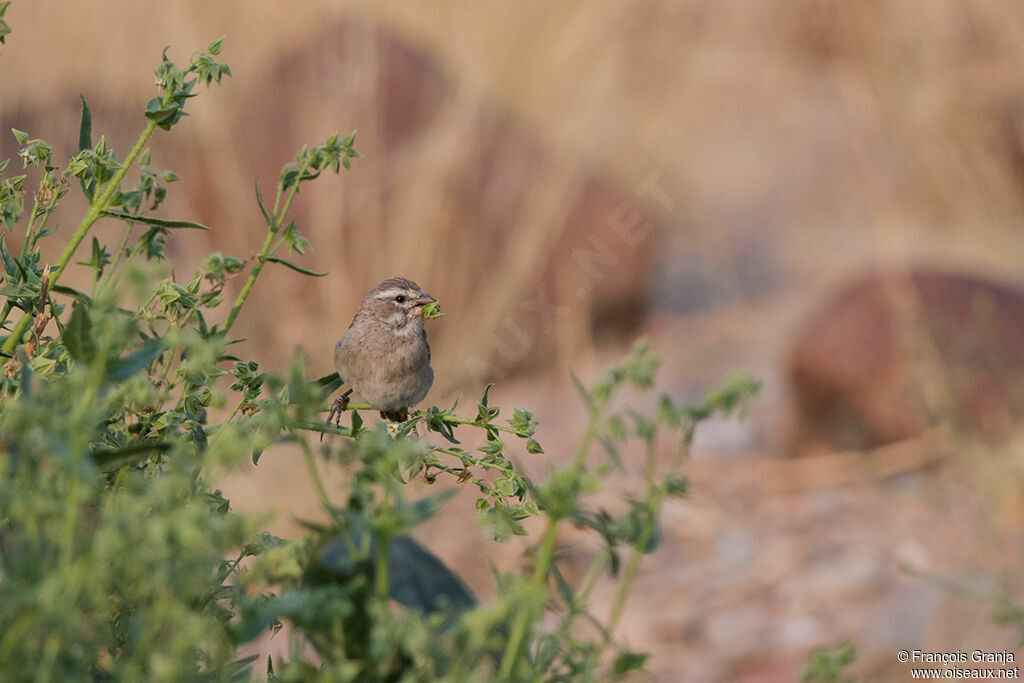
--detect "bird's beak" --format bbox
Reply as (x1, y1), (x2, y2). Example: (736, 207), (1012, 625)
(414, 293), (437, 307)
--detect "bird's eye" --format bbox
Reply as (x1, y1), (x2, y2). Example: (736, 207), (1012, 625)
(395, 295), (406, 303)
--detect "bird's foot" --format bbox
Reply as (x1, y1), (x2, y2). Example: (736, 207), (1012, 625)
(321, 389), (353, 442)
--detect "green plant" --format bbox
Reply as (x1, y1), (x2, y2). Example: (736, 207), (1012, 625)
(802, 642), (856, 683)
(0, 34), (759, 682)
(0, 3), (10, 45)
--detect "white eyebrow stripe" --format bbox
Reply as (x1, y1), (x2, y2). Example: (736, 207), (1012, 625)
(374, 288), (408, 299)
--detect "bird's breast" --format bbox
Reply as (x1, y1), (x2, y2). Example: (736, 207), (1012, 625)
(333, 326), (432, 411)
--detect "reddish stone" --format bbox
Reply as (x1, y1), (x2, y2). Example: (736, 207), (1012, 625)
(787, 269), (1024, 454)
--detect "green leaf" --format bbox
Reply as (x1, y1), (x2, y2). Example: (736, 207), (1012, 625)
(550, 562), (576, 605)
(665, 475), (688, 497)
(507, 407), (537, 436)
(314, 532), (476, 614)
(479, 436), (504, 456)
(77, 95), (92, 152)
(396, 488), (458, 529)
(494, 478), (516, 497)
(264, 255), (326, 277)
(77, 236), (111, 276)
(700, 371), (762, 419)
(208, 36), (226, 55)
(105, 338), (165, 382)
(0, 234), (18, 277)
(50, 284), (91, 305)
(616, 501), (661, 554)
(476, 383), (498, 423)
(422, 300), (444, 319)
(62, 302), (96, 364)
(0, 2), (10, 45)
(226, 654), (259, 682)
(280, 221), (311, 256)
(77, 97), (96, 199)
(388, 536), (476, 613)
(254, 181), (272, 225)
(570, 370), (595, 412)
(90, 441), (173, 471)
(526, 438), (544, 454)
(802, 642), (856, 682)
(11, 128), (27, 144)
(314, 370), (343, 395)
(144, 99), (184, 131)
(613, 651), (650, 675)
(0, 280), (37, 299)
(101, 208), (210, 230)
(599, 436), (623, 470)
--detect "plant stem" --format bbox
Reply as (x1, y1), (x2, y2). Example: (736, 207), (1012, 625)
(548, 546), (611, 660)
(444, 414), (530, 437)
(375, 536), (390, 603)
(223, 163), (309, 333)
(20, 173), (64, 257)
(27, 184), (63, 253)
(54, 126), (154, 286)
(570, 398), (607, 474)
(19, 192), (43, 257)
(498, 395), (610, 677)
(0, 298), (14, 332)
(601, 488), (663, 651)
(498, 519), (559, 677)
(1, 120), (158, 355)
(532, 517), (558, 582)
(321, 401), (372, 413)
(499, 607), (533, 678)
(222, 227), (275, 333)
(104, 239), (148, 295)
(223, 395), (248, 424)
(200, 549), (247, 608)
(574, 546), (610, 606)
(0, 176), (60, 329)
(301, 439), (332, 509)
(100, 222), (135, 288)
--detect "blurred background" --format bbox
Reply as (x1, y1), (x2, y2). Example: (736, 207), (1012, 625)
(4, 1), (1024, 680)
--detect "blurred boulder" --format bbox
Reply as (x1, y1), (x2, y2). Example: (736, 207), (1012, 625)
(787, 269), (1024, 455)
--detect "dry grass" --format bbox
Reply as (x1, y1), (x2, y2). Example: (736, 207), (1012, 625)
(6, 2), (1024, 678)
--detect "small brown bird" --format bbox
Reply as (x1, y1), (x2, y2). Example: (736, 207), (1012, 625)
(325, 277), (436, 434)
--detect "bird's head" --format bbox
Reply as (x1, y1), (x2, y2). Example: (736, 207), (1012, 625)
(359, 276), (437, 332)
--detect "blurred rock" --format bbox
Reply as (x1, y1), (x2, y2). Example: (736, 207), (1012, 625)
(705, 604), (774, 654)
(787, 269), (1024, 455)
(777, 548), (883, 606)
